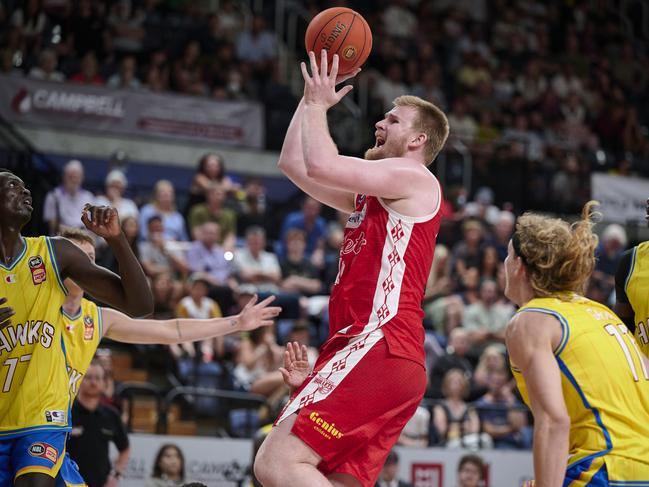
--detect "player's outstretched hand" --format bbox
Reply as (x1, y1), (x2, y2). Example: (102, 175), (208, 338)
(522, 481), (535, 487)
(81, 204), (121, 240)
(236, 294), (282, 332)
(0, 297), (15, 331)
(301, 50), (354, 110)
(279, 341), (311, 390)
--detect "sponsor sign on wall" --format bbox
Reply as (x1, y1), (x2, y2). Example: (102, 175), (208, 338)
(114, 435), (533, 487)
(0, 75), (264, 148)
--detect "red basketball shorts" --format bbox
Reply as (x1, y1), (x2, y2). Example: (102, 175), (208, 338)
(275, 329), (427, 486)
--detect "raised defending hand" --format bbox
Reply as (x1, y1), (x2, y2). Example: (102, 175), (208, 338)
(0, 298), (15, 331)
(236, 295), (282, 332)
(301, 50), (355, 109)
(81, 204), (121, 240)
(279, 341), (311, 390)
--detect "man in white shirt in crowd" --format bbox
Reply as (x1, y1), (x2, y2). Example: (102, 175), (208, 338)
(43, 159), (96, 234)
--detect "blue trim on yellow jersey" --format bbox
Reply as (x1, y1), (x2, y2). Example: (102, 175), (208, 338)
(557, 356), (613, 469)
(0, 237), (26, 270)
(97, 306), (103, 337)
(59, 335), (73, 428)
(46, 237), (68, 295)
(0, 424), (72, 439)
(60, 307), (82, 321)
(518, 307), (570, 355)
(609, 482), (649, 486)
(624, 246), (638, 293)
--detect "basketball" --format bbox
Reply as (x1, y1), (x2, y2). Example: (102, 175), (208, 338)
(304, 7), (372, 76)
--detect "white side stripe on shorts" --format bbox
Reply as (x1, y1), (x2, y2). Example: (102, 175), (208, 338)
(276, 328), (385, 424)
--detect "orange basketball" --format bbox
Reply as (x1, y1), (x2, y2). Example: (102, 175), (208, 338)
(305, 7), (372, 76)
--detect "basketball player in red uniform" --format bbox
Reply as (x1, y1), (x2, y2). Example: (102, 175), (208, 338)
(254, 51), (449, 487)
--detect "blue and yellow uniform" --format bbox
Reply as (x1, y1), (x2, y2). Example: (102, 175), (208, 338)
(0, 236), (71, 482)
(511, 294), (649, 486)
(61, 299), (103, 400)
(619, 242), (649, 357)
(56, 298), (103, 487)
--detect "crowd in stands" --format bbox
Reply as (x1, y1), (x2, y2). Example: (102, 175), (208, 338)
(2, 0), (648, 452)
(2, 0), (648, 194)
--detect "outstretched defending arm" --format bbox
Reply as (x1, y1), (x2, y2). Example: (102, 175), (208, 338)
(101, 295), (281, 344)
(55, 205), (152, 317)
(506, 312), (570, 487)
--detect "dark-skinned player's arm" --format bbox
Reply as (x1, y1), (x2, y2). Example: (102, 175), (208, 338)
(614, 249), (635, 333)
(53, 204), (153, 317)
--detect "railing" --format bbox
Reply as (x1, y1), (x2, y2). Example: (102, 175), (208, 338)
(116, 382), (268, 437)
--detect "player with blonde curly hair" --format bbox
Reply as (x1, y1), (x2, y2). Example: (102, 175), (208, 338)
(505, 201), (649, 486)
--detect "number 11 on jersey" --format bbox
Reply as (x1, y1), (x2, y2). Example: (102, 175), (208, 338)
(605, 323), (649, 382)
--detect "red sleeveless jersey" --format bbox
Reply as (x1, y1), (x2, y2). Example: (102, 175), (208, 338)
(328, 186), (442, 366)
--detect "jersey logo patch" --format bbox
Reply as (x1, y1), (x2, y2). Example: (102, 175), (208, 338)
(28, 255), (46, 285)
(83, 315), (94, 340)
(313, 374), (335, 394)
(4, 274), (16, 284)
(28, 442), (58, 463)
(45, 409), (66, 424)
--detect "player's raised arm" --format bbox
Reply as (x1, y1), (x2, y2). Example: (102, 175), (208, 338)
(54, 204), (153, 317)
(100, 295), (280, 344)
(506, 312), (570, 487)
(277, 62), (360, 213)
(301, 50), (445, 202)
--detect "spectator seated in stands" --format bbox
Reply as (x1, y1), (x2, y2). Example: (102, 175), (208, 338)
(397, 404), (430, 447)
(431, 369), (485, 449)
(280, 228), (323, 297)
(456, 454), (485, 487)
(172, 273), (224, 367)
(139, 179), (188, 242)
(375, 449), (413, 487)
(235, 14), (277, 79)
(462, 279), (514, 352)
(474, 367), (531, 449)
(138, 215), (189, 279)
(592, 223), (627, 300)
(43, 159), (96, 235)
(234, 226), (301, 322)
(97, 215), (140, 273)
(233, 325), (284, 398)
(186, 152), (240, 213)
(487, 210), (515, 261)
(451, 219), (485, 279)
(107, 55), (142, 90)
(69, 51), (105, 85)
(186, 221), (237, 313)
(234, 226), (281, 293)
(278, 195), (327, 260)
(150, 271), (182, 320)
(236, 177), (269, 238)
(187, 182), (237, 250)
(146, 444), (185, 487)
(472, 345), (507, 396)
(428, 328), (474, 399)
(95, 169), (139, 220)
(28, 48), (64, 81)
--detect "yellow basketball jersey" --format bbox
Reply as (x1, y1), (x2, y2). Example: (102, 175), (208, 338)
(0, 236), (71, 437)
(60, 298), (102, 398)
(511, 295), (649, 479)
(624, 241), (649, 357)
